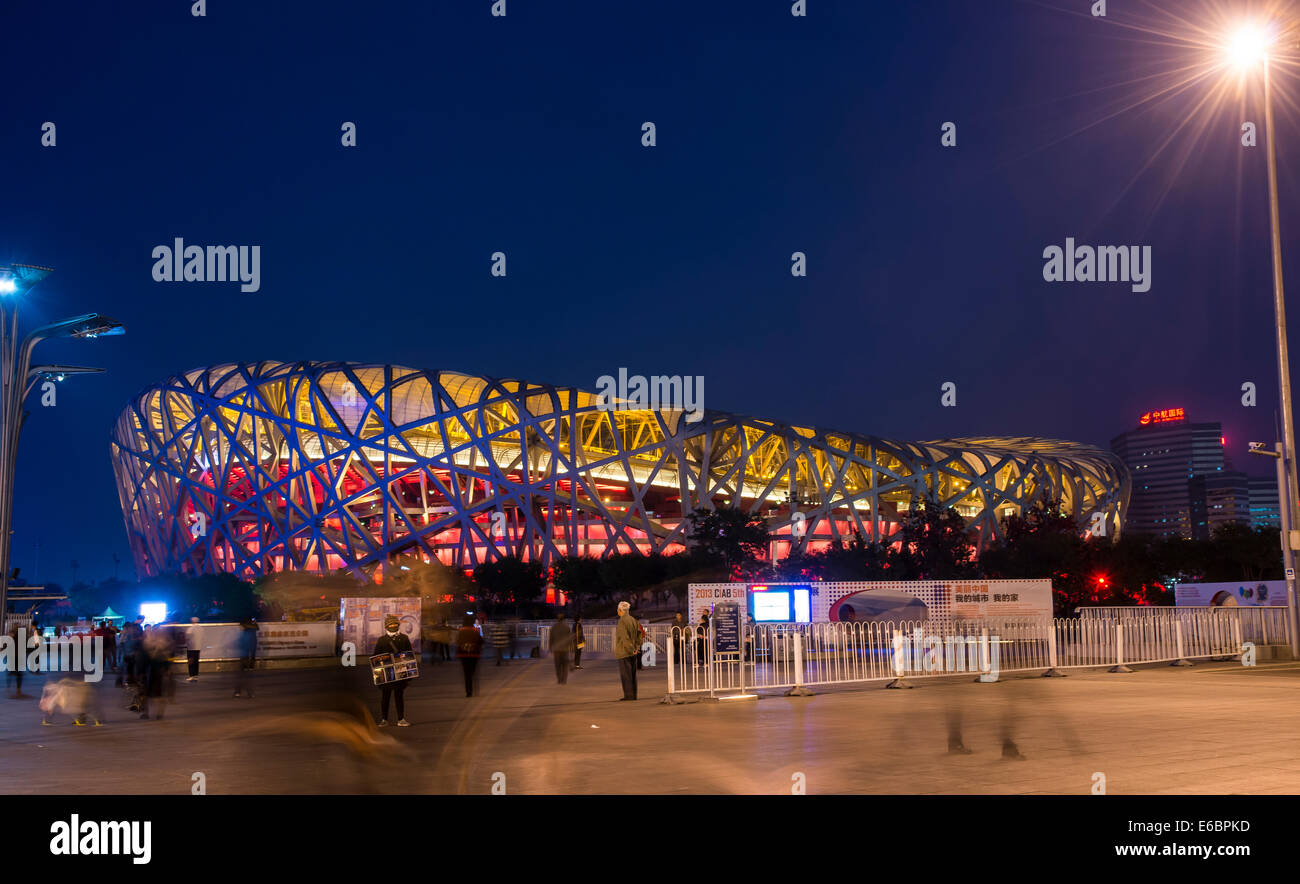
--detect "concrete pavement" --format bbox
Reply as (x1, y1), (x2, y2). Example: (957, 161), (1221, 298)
(1, 654), (1297, 794)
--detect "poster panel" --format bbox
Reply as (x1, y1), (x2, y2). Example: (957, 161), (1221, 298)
(340, 597), (422, 655)
(1175, 580), (1285, 608)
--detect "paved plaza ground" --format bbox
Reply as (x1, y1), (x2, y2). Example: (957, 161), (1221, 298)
(1, 653), (1297, 794)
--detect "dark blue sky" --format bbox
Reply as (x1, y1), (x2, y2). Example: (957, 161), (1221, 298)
(4, 0), (1295, 587)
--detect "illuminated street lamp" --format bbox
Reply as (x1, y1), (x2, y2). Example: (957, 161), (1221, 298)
(1220, 20), (1300, 651)
(0, 264), (124, 623)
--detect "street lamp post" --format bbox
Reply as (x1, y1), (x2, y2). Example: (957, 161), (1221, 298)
(1261, 55), (1300, 654)
(1225, 24), (1300, 656)
(0, 264), (124, 625)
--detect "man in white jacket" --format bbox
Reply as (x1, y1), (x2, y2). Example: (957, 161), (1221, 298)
(186, 617), (204, 682)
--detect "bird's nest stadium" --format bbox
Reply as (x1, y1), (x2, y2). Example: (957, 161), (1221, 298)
(110, 361), (1130, 580)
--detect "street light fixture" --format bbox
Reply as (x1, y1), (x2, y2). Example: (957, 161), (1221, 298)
(1225, 22), (1273, 69)
(0, 265), (124, 624)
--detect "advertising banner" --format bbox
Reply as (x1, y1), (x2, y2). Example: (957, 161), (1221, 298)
(688, 579), (1053, 624)
(943, 582), (1052, 620)
(1175, 580), (1285, 607)
(257, 622), (336, 658)
(340, 597), (422, 655)
(164, 621), (336, 660)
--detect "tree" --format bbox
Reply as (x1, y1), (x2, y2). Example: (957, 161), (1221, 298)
(552, 555), (605, 611)
(891, 500), (977, 579)
(598, 552), (667, 596)
(980, 496), (1091, 613)
(685, 506), (772, 574)
(472, 555), (545, 609)
(772, 534), (893, 582)
(1203, 523), (1283, 581)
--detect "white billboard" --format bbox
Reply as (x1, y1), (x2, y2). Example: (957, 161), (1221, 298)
(687, 579), (1053, 624)
(1175, 580), (1285, 607)
(167, 621), (336, 660)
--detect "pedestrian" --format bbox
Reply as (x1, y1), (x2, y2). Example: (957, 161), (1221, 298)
(572, 616), (585, 670)
(456, 614), (484, 697)
(671, 612), (688, 665)
(139, 627), (174, 720)
(440, 619), (453, 661)
(102, 621), (118, 673)
(507, 619), (519, 660)
(696, 611), (710, 667)
(185, 617), (204, 682)
(40, 678), (103, 727)
(488, 618), (509, 665)
(373, 615), (412, 727)
(615, 601), (640, 701)
(549, 613), (572, 684)
(7, 619), (27, 698)
(119, 616), (144, 687)
(636, 618), (647, 671)
(233, 618), (258, 698)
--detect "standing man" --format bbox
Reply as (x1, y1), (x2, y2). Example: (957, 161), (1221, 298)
(373, 615), (412, 727)
(549, 613), (572, 684)
(457, 614), (484, 697)
(185, 617), (204, 682)
(615, 601), (640, 701)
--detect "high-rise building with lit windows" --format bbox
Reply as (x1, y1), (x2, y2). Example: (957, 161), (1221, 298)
(1110, 408), (1227, 539)
(1248, 474), (1282, 531)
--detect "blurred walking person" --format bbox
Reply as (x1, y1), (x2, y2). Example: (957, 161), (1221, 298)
(102, 621), (119, 674)
(139, 627), (175, 720)
(373, 615), (412, 727)
(7, 619), (29, 698)
(549, 613), (572, 684)
(40, 678), (102, 727)
(234, 618), (258, 698)
(118, 616), (144, 688)
(572, 616), (585, 670)
(457, 614), (484, 697)
(488, 618), (509, 665)
(615, 601), (640, 701)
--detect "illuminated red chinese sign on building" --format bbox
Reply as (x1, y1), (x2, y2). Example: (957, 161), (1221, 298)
(1139, 407), (1186, 425)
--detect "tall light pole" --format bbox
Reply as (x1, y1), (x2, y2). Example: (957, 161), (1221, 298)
(1226, 22), (1300, 652)
(0, 263), (124, 625)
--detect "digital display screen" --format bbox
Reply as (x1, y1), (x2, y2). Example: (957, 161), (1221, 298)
(792, 588), (811, 623)
(752, 590), (792, 622)
(748, 584), (813, 623)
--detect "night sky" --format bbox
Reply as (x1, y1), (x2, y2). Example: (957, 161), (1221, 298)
(4, 0), (1296, 588)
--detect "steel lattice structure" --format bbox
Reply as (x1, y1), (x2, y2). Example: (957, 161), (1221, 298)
(110, 361), (1130, 580)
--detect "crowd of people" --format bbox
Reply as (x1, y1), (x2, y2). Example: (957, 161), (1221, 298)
(5, 614), (261, 725)
(368, 603), (676, 723)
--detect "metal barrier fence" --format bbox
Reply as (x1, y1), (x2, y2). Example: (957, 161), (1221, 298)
(663, 606), (1274, 698)
(1076, 605), (1291, 648)
(538, 623), (674, 657)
